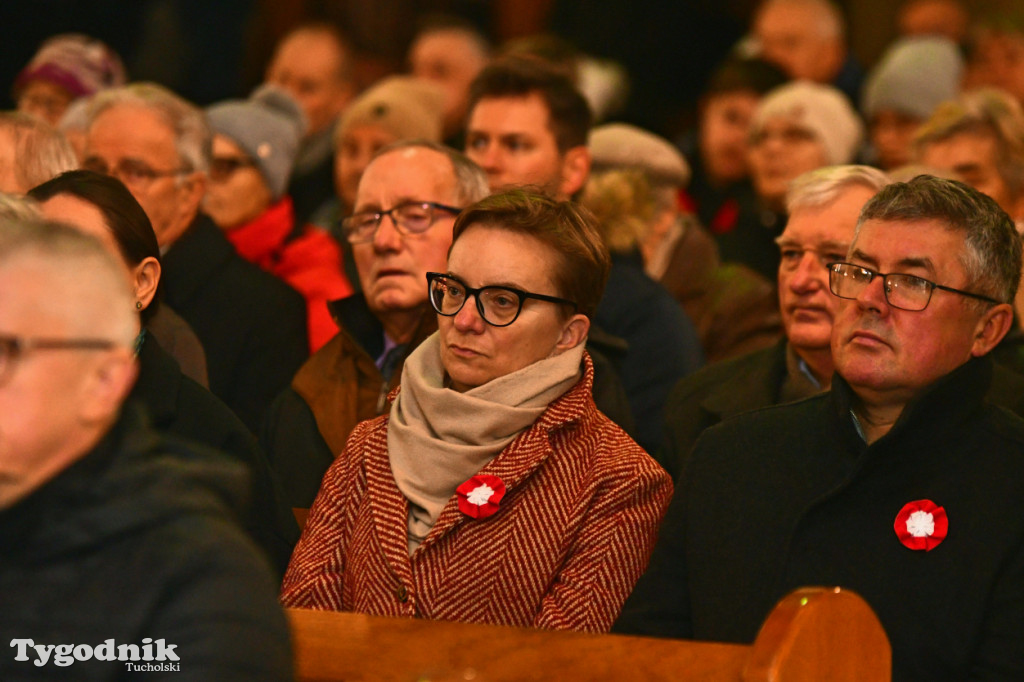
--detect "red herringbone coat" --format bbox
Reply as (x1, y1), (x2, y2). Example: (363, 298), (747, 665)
(280, 355), (673, 632)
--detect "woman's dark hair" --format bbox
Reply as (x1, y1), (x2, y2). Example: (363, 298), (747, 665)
(28, 169), (162, 322)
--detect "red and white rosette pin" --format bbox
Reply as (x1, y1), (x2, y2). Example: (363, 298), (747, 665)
(894, 499), (948, 551)
(456, 474), (506, 520)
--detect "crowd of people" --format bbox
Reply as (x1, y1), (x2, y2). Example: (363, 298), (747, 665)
(2, 0), (1024, 679)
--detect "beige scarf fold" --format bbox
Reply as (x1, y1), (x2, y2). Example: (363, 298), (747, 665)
(388, 332), (584, 553)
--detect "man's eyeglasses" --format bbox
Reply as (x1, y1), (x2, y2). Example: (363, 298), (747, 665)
(82, 157), (189, 190)
(209, 156), (258, 182)
(827, 262), (1001, 311)
(0, 334), (119, 385)
(341, 201), (461, 244)
(426, 272), (577, 327)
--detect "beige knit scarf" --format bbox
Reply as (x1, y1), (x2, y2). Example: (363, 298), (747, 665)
(388, 331), (584, 553)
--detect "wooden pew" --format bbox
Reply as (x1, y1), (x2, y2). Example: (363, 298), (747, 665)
(286, 586), (891, 681)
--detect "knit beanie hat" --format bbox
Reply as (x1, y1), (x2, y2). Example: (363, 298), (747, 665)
(13, 34), (126, 98)
(206, 85), (307, 200)
(336, 76), (445, 145)
(752, 81), (864, 165)
(862, 36), (963, 120)
(589, 123), (691, 187)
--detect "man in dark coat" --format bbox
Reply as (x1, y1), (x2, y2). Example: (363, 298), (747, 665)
(0, 219), (292, 681)
(82, 82), (308, 433)
(616, 176), (1024, 681)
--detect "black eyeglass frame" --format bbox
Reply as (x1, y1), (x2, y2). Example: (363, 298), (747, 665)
(426, 272), (578, 327)
(826, 261), (1002, 311)
(341, 201), (462, 244)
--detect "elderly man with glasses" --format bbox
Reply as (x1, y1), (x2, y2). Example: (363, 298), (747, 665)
(617, 175), (1024, 680)
(0, 220), (292, 680)
(81, 82), (308, 433)
(260, 141), (490, 510)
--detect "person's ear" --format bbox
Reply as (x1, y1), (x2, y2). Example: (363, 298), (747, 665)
(132, 257), (161, 312)
(78, 349), (139, 424)
(558, 146), (591, 199)
(555, 313), (591, 352)
(971, 302), (1015, 357)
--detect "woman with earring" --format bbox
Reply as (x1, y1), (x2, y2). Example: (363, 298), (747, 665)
(29, 169), (299, 577)
(282, 190), (672, 632)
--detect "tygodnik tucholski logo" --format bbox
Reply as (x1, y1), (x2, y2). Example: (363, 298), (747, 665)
(10, 638), (181, 671)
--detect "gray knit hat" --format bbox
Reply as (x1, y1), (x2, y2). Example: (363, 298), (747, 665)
(862, 36), (963, 120)
(589, 123), (691, 187)
(205, 84), (307, 199)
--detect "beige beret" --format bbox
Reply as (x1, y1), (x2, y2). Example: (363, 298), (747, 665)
(336, 76), (445, 146)
(589, 122), (690, 187)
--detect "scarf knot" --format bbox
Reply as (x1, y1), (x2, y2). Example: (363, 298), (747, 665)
(388, 332), (584, 553)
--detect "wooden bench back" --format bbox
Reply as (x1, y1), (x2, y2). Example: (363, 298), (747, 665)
(287, 586), (891, 681)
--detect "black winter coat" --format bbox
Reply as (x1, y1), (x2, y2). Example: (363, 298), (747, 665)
(161, 213), (308, 432)
(618, 356), (1024, 681)
(0, 405), (293, 681)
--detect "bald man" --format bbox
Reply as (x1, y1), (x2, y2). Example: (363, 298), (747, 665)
(0, 220), (291, 679)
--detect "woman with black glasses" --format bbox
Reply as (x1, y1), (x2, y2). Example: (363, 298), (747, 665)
(282, 189), (672, 632)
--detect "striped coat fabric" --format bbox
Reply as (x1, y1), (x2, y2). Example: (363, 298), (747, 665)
(280, 357), (673, 633)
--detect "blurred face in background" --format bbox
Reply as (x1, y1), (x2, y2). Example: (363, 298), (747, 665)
(700, 89), (761, 186)
(753, 0), (843, 84)
(334, 124), (398, 209)
(748, 116), (828, 209)
(84, 104), (204, 248)
(869, 110), (922, 170)
(410, 29), (489, 137)
(919, 130), (1024, 220)
(16, 80), (74, 126)
(266, 29), (353, 137)
(204, 134), (273, 230)
(963, 30), (1024, 105)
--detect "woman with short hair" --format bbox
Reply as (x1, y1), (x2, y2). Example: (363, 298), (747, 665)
(281, 190), (672, 632)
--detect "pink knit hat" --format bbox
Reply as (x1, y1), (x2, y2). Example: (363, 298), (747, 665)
(13, 34), (126, 99)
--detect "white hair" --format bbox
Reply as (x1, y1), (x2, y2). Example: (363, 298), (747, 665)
(85, 82), (211, 174)
(0, 112), (78, 191)
(787, 165), (892, 213)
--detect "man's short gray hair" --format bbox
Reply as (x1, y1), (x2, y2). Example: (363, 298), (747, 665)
(371, 139), (490, 205)
(85, 82), (211, 173)
(856, 174), (1022, 306)
(913, 88), (1024, 201)
(0, 112), (78, 192)
(787, 164), (891, 213)
(0, 218), (137, 345)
